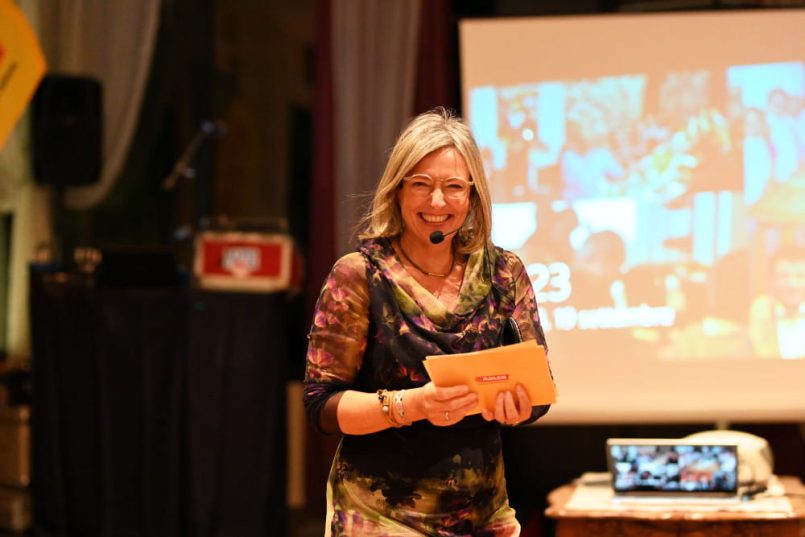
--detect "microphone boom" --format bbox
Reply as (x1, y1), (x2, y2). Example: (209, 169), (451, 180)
(429, 228), (459, 244)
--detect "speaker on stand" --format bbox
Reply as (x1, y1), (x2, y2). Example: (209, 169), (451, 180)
(32, 74), (103, 268)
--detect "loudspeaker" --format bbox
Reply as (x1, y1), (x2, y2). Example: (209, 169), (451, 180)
(33, 74), (103, 187)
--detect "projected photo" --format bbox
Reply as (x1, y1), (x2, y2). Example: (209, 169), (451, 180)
(470, 61), (805, 360)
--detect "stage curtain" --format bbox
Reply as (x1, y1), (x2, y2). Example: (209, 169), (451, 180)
(304, 0), (338, 513)
(307, 0), (336, 319)
(331, 0), (421, 255)
(414, 0), (457, 114)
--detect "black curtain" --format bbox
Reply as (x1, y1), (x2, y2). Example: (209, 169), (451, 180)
(30, 273), (288, 537)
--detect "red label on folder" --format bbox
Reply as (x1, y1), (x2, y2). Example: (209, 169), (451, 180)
(476, 374), (509, 383)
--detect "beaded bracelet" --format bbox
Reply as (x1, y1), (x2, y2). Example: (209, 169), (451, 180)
(377, 389), (402, 427)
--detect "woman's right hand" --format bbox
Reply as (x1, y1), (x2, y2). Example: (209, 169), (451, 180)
(410, 382), (478, 426)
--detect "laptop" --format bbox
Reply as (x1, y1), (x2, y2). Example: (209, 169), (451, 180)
(606, 438), (740, 503)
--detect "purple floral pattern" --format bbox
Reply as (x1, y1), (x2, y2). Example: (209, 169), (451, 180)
(304, 237), (549, 536)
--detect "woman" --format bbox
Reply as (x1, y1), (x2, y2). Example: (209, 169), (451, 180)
(304, 108), (552, 536)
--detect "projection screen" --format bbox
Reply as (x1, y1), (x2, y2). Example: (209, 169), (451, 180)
(460, 10), (805, 423)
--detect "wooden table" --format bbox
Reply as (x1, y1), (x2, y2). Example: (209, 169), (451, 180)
(545, 476), (805, 537)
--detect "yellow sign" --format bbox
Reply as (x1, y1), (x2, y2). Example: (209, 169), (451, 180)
(0, 0), (47, 150)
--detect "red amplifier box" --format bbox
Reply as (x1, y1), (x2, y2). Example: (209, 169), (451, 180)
(193, 231), (301, 292)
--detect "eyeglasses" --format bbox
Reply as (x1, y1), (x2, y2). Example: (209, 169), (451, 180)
(401, 174), (474, 200)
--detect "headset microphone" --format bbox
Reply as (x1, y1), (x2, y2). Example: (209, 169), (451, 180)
(429, 228), (460, 244)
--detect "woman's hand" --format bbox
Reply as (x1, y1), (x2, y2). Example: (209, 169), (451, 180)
(410, 382), (478, 426)
(481, 384), (531, 426)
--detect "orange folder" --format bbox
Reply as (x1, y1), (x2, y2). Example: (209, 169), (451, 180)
(423, 340), (557, 415)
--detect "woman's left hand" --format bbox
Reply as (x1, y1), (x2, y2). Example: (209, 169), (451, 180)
(480, 384), (531, 426)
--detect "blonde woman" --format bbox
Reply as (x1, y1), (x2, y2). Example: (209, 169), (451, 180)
(304, 108), (552, 536)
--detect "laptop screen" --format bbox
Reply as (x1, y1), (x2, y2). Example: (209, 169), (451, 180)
(606, 439), (739, 496)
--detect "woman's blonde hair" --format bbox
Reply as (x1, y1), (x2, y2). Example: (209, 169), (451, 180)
(357, 107), (492, 254)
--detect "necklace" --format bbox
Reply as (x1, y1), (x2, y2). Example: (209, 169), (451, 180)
(397, 240), (454, 278)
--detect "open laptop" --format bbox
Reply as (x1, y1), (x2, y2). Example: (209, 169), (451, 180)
(606, 438), (740, 503)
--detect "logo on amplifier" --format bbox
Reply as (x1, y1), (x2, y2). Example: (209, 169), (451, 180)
(222, 247), (261, 277)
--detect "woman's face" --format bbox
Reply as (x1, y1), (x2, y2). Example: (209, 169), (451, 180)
(397, 147), (471, 247)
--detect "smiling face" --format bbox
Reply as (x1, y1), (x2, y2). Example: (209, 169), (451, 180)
(397, 146), (471, 249)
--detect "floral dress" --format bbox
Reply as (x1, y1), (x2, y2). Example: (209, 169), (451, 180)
(304, 237), (550, 536)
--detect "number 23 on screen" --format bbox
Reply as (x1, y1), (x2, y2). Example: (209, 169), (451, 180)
(526, 262), (571, 304)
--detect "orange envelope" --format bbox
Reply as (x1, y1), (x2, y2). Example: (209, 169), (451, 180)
(423, 340), (557, 415)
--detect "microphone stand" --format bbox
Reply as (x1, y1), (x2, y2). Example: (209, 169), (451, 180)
(162, 120), (223, 192)
(162, 120), (226, 281)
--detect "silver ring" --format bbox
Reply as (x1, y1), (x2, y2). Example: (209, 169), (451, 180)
(444, 411), (450, 421)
